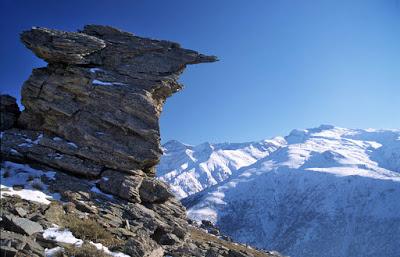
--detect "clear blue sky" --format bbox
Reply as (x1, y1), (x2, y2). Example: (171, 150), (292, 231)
(1, 0), (399, 144)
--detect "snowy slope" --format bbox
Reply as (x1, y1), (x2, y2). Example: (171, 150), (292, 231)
(179, 125), (400, 257)
(157, 138), (285, 198)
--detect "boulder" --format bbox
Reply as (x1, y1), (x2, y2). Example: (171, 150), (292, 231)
(124, 235), (164, 257)
(1, 214), (43, 236)
(139, 177), (174, 203)
(98, 169), (144, 202)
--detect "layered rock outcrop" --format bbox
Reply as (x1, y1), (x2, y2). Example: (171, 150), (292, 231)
(1, 25), (281, 257)
(12, 25), (216, 176)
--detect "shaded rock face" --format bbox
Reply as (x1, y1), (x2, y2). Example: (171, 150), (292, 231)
(17, 25), (216, 176)
(0, 95), (20, 131)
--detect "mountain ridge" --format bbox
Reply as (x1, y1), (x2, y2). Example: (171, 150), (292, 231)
(158, 136), (286, 198)
(158, 125), (400, 257)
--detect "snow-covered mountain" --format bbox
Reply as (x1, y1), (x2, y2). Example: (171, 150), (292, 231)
(159, 125), (400, 257)
(157, 138), (285, 198)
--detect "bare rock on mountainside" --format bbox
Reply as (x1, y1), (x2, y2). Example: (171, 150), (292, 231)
(0, 25), (281, 257)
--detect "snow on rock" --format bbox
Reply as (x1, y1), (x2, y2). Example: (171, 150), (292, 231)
(90, 185), (114, 199)
(157, 137), (285, 198)
(179, 126), (400, 257)
(52, 136), (79, 148)
(1, 161), (60, 204)
(92, 79), (127, 86)
(43, 226), (129, 257)
(90, 242), (130, 257)
(45, 246), (63, 257)
(43, 226), (83, 246)
(67, 142), (78, 148)
(89, 67), (104, 73)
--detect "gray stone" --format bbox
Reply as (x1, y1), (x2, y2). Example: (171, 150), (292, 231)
(0, 230), (44, 256)
(44, 203), (65, 224)
(20, 27), (106, 64)
(139, 177), (174, 203)
(1, 129), (103, 177)
(158, 232), (181, 245)
(1, 214), (44, 236)
(14, 208), (27, 217)
(98, 169), (143, 202)
(124, 235), (164, 257)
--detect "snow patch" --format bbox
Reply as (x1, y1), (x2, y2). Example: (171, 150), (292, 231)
(90, 242), (130, 257)
(43, 226), (83, 246)
(67, 142), (78, 148)
(89, 68), (104, 73)
(93, 79), (127, 86)
(45, 246), (63, 257)
(43, 225), (129, 257)
(90, 186), (114, 199)
(1, 161), (59, 204)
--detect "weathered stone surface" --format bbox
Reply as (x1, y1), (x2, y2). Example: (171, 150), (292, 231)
(98, 169), (143, 202)
(1, 229), (44, 257)
(1, 129), (102, 177)
(44, 204), (65, 224)
(0, 159), (282, 257)
(20, 27), (106, 64)
(14, 207), (28, 218)
(1, 214), (43, 236)
(139, 177), (174, 203)
(0, 95), (20, 131)
(17, 25), (217, 176)
(124, 233), (164, 257)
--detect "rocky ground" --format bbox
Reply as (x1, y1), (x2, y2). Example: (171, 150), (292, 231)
(0, 25), (282, 257)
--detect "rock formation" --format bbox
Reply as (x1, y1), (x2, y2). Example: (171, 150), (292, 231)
(10, 25), (216, 176)
(0, 25), (282, 257)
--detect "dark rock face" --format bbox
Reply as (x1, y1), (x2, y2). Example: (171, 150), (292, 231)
(0, 95), (20, 131)
(17, 25), (216, 176)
